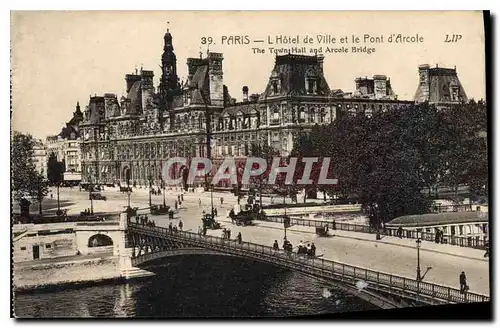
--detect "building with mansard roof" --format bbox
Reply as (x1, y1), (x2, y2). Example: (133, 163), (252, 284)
(78, 29), (464, 189)
(414, 64), (468, 106)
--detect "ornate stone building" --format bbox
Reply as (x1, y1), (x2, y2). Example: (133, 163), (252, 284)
(46, 102), (84, 176)
(79, 29), (416, 188)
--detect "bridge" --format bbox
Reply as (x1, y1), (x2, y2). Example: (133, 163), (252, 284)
(118, 215), (489, 310)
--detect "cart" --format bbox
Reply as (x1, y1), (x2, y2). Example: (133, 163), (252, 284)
(202, 214), (221, 229)
(316, 226), (329, 237)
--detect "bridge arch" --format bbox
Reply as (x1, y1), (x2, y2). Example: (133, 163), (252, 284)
(131, 247), (405, 309)
(88, 233), (114, 248)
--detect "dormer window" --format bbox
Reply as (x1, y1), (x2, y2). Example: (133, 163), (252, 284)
(451, 86), (460, 101)
(305, 69), (318, 94)
(270, 71), (280, 95)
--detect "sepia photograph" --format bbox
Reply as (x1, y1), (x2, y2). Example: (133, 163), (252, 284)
(10, 10), (490, 318)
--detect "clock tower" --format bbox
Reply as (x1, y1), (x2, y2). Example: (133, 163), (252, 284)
(158, 27), (181, 127)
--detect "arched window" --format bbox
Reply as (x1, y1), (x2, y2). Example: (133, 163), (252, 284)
(309, 108), (316, 123)
(299, 107), (306, 122)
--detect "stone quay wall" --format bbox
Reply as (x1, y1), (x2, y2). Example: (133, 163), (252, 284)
(13, 256), (122, 291)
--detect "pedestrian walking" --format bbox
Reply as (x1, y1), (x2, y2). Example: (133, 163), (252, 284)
(214, 207), (218, 217)
(220, 197), (224, 205)
(222, 228), (227, 239)
(227, 229), (231, 240)
(311, 243), (316, 257)
(273, 240), (279, 251)
(177, 195), (181, 202)
(169, 222), (173, 233)
(398, 226), (403, 239)
(459, 271), (468, 294)
(484, 242), (489, 258)
(237, 232), (242, 244)
(174, 201), (178, 210)
(198, 198), (202, 207)
(180, 194), (184, 201)
(178, 220), (183, 231)
(50, 193), (53, 199)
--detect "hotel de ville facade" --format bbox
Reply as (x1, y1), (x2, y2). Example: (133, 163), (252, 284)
(77, 28), (467, 189)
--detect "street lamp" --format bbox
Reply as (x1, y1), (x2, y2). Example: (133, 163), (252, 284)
(148, 174), (153, 207)
(162, 178), (166, 208)
(127, 179), (132, 209)
(375, 203), (381, 240)
(416, 238), (422, 282)
(88, 176), (94, 215)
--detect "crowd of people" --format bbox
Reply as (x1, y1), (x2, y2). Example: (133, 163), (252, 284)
(135, 214), (156, 227)
(273, 238), (317, 258)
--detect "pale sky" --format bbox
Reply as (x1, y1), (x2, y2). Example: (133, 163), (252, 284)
(11, 11), (486, 139)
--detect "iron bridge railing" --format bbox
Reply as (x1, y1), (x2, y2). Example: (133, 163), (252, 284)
(127, 222), (489, 305)
(260, 216), (488, 250)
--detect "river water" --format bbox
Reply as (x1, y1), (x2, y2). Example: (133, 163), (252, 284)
(14, 255), (376, 318)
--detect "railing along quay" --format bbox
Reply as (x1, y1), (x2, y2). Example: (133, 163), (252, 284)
(259, 216), (488, 250)
(128, 222), (490, 305)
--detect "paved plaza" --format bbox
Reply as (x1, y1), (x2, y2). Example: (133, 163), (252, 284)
(22, 187), (491, 296)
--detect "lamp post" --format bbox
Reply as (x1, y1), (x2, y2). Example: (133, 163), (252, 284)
(210, 178), (214, 218)
(127, 179), (131, 209)
(56, 182), (61, 213)
(375, 203), (381, 240)
(148, 175), (153, 207)
(89, 176), (94, 215)
(416, 238), (422, 282)
(162, 179), (166, 207)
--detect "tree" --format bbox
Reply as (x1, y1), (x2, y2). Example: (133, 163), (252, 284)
(29, 173), (49, 215)
(47, 152), (65, 185)
(11, 132), (39, 205)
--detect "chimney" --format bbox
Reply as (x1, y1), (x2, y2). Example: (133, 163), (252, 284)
(373, 75), (387, 99)
(242, 86), (249, 102)
(125, 74), (141, 94)
(317, 54), (324, 72)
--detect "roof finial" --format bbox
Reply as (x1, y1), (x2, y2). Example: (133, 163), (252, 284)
(167, 21), (170, 33)
(140, 63), (144, 72)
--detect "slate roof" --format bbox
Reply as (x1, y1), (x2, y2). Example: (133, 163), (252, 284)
(414, 66), (468, 103)
(386, 211), (488, 228)
(261, 55), (330, 99)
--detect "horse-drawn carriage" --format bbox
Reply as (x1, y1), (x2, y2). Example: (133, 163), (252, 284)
(202, 213), (221, 229)
(125, 206), (139, 218)
(89, 192), (107, 201)
(150, 204), (170, 215)
(315, 226), (329, 237)
(120, 186), (133, 193)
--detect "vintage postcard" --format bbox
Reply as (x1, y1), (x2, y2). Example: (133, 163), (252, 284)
(11, 11), (489, 318)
